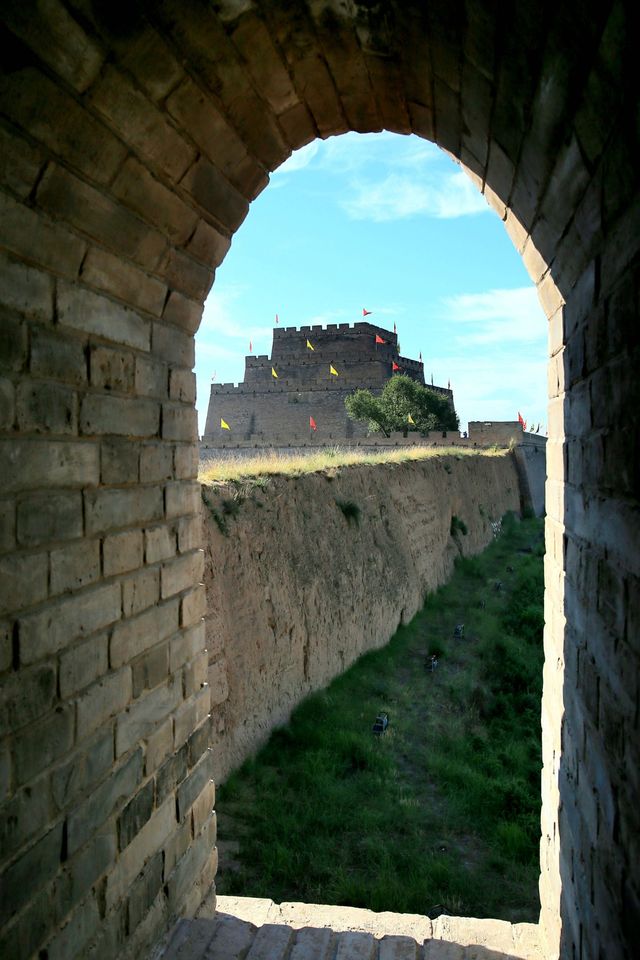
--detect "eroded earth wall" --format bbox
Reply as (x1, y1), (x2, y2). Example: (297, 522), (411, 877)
(202, 454), (521, 783)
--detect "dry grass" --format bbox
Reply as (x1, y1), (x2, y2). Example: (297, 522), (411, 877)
(199, 444), (509, 485)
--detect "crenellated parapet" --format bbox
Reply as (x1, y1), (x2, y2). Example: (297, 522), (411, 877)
(203, 322), (454, 440)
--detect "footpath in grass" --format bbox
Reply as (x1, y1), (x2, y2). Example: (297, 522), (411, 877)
(216, 514), (544, 922)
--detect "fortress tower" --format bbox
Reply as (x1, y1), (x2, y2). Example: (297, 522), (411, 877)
(203, 321), (455, 442)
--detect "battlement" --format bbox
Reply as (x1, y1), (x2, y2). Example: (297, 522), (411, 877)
(204, 321), (456, 441)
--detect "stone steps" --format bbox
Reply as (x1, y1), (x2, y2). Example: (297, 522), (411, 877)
(155, 898), (543, 960)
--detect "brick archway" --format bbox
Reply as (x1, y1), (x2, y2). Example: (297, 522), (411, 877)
(0, 3), (637, 959)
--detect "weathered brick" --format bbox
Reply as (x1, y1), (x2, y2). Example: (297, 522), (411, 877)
(178, 514), (203, 553)
(180, 156), (249, 232)
(132, 641), (169, 698)
(169, 369), (197, 405)
(101, 437), (139, 484)
(162, 813), (191, 881)
(0, 123), (45, 200)
(30, 327), (87, 386)
(169, 621), (206, 674)
(0, 190), (86, 279)
(183, 650), (209, 700)
(85, 486), (164, 535)
(0, 311), (28, 372)
(4, 1), (104, 92)
(0, 823), (63, 927)
(67, 747), (142, 856)
(60, 632), (109, 698)
(186, 219), (231, 268)
(115, 675), (182, 757)
(162, 291), (204, 335)
(39, 166), (166, 271)
(89, 66), (196, 182)
(127, 851), (164, 933)
(145, 716), (173, 776)
(58, 279), (151, 352)
(145, 525), (177, 565)
(174, 444), (199, 480)
(152, 322), (195, 368)
(166, 480), (200, 520)
(0, 662), (56, 737)
(0, 376), (15, 430)
(0, 549), (48, 616)
(122, 567), (160, 618)
(19, 581), (121, 664)
(67, 826), (117, 910)
(82, 246), (167, 317)
(175, 685), (210, 748)
(45, 893), (101, 960)
(140, 443), (174, 483)
(51, 538), (101, 595)
(51, 727), (113, 812)
(81, 393), (160, 438)
(162, 403), (198, 442)
(17, 490), (83, 547)
(105, 796), (176, 911)
(176, 748), (214, 821)
(110, 597), (179, 668)
(135, 355), (169, 399)
(159, 247), (213, 301)
(181, 584), (206, 628)
(1, 67), (127, 185)
(166, 813), (215, 909)
(118, 778), (155, 851)
(103, 528), (144, 577)
(76, 666), (133, 741)
(113, 156), (199, 245)
(0, 771), (50, 861)
(161, 550), (204, 599)
(0, 619), (11, 672)
(16, 379), (77, 435)
(14, 704), (74, 786)
(0, 251), (53, 322)
(90, 344), (136, 393)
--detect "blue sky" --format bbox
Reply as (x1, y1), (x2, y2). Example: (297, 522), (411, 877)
(195, 132), (547, 436)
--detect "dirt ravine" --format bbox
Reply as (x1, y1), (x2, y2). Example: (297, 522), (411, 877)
(202, 454), (521, 783)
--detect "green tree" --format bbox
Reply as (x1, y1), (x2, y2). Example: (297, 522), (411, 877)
(345, 374), (459, 437)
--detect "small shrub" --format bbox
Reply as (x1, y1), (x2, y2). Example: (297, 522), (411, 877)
(337, 500), (361, 526)
(450, 515), (468, 536)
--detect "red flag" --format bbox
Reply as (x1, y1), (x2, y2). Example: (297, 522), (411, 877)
(363, 308), (372, 316)
(249, 340), (253, 352)
(275, 313), (279, 324)
(375, 334), (385, 344)
(392, 361), (400, 372)
(517, 411), (525, 427)
(309, 416), (317, 431)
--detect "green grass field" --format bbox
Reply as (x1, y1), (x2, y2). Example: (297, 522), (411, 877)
(216, 514), (544, 922)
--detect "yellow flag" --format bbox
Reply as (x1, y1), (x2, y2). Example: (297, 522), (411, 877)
(306, 339), (315, 351)
(271, 367), (278, 378)
(330, 364), (338, 376)
(220, 418), (230, 430)
(407, 413), (415, 425)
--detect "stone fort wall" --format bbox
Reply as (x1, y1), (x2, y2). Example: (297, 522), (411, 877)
(203, 322), (453, 441)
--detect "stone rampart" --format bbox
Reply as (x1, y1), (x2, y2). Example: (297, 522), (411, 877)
(200, 453), (521, 784)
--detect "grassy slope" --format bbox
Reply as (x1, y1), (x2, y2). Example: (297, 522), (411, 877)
(199, 445), (509, 484)
(217, 514), (544, 922)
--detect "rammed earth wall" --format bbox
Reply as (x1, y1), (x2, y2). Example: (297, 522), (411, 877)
(201, 453), (521, 783)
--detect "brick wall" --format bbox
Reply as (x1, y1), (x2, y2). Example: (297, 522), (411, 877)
(0, 2), (637, 959)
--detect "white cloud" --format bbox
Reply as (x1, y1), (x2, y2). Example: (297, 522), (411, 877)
(275, 140), (320, 175)
(342, 169), (489, 221)
(200, 286), (272, 340)
(442, 286), (545, 345)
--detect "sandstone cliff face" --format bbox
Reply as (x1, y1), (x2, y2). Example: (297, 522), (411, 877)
(202, 454), (521, 783)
